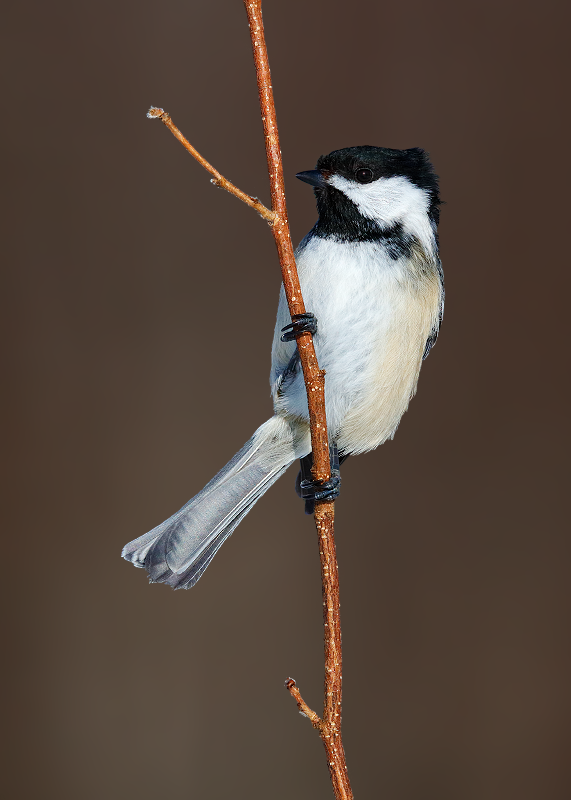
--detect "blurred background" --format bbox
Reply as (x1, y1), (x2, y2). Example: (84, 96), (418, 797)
(3, 1), (570, 798)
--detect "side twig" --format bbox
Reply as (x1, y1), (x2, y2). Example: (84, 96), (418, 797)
(147, 106), (276, 223)
(148, 1), (352, 796)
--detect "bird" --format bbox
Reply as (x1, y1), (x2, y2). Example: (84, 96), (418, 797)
(121, 145), (444, 589)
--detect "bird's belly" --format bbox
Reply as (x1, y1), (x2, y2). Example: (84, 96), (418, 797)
(335, 308), (429, 454)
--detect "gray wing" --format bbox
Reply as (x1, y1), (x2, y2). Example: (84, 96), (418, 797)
(270, 232), (316, 390)
(422, 256), (445, 360)
(270, 284), (302, 395)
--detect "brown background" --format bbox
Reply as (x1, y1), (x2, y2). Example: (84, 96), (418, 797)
(3, 1), (570, 798)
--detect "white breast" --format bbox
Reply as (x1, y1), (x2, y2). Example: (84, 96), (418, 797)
(271, 234), (442, 455)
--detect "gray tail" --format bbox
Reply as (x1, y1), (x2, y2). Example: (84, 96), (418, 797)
(121, 416), (310, 589)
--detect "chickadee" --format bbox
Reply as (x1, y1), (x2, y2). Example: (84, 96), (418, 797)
(122, 145), (443, 589)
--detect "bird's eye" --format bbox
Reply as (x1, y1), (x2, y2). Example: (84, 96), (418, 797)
(355, 168), (374, 184)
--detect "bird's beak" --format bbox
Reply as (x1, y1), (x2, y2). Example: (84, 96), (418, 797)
(295, 170), (328, 188)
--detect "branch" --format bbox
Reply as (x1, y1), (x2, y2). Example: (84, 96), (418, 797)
(243, 3), (352, 798)
(147, 2), (352, 797)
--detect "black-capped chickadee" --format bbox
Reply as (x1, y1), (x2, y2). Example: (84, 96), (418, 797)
(122, 145), (444, 589)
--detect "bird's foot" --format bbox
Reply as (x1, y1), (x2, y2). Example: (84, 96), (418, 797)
(280, 312), (317, 342)
(295, 443), (341, 515)
(300, 474), (340, 502)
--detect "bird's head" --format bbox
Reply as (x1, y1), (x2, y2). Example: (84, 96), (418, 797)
(296, 146), (440, 244)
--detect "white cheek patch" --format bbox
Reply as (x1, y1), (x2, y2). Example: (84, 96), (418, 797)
(329, 174), (434, 248)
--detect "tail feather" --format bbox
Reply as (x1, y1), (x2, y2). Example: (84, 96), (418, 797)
(159, 468), (288, 590)
(121, 416), (309, 589)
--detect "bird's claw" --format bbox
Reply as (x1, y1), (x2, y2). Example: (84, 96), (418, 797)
(295, 443), (341, 514)
(299, 474), (340, 502)
(280, 312), (317, 342)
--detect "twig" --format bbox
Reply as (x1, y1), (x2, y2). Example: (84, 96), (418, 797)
(147, 106), (276, 223)
(285, 679), (322, 729)
(148, 1), (353, 797)
(242, 4), (352, 796)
